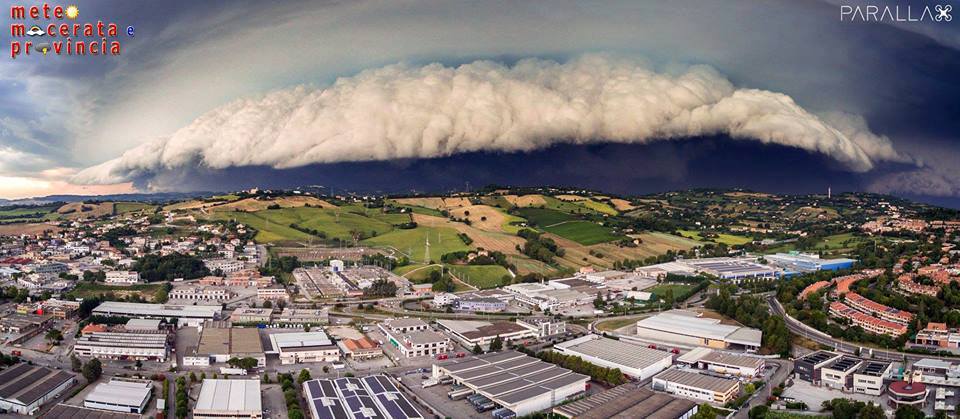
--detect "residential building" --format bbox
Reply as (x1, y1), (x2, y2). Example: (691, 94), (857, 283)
(916, 322), (960, 349)
(829, 301), (908, 337)
(104, 271), (142, 285)
(844, 292), (913, 325)
(203, 259), (245, 274)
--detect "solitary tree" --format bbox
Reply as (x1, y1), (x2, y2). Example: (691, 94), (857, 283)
(297, 369), (312, 384)
(472, 344), (483, 354)
(489, 336), (503, 352)
(82, 358), (102, 382)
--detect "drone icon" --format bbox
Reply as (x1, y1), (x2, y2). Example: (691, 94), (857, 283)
(935, 4), (952, 22)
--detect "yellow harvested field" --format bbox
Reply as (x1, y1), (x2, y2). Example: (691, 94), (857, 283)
(412, 213), (524, 255)
(610, 199), (636, 211)
(164, 200), (224, 211)
(209, 196), (335, 212)
(555, 195), (587, 201)
(57, 202), (114, 219)
(394, 197), (472, 210)
(0, 222), (62, 236)
(448, 205), (516, 233)
(502, 194), (547, 207)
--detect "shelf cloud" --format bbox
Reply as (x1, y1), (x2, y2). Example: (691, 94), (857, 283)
(73, 55), (910, 185)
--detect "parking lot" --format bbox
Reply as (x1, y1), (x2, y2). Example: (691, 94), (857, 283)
(400, 371), (491, 419)
(780, 379), (886, 412)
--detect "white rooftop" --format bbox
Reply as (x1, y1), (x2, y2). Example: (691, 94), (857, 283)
(270, 331), (333, 351)
(125, 318), (161, 330)
(637, 310), (761, 346)
(85, 379), (152, 408)
(195, 379), (261, 414)
(93, 301), (221, 318)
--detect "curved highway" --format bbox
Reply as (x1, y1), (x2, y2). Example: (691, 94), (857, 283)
(767, 295), (934, 363)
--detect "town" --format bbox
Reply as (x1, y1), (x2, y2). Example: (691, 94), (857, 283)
(0, 187), (955, 419)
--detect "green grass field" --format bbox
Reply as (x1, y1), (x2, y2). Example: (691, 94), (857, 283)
(763, 232), (869, 256)
(68, 282), (164, 301)
(575, 199), (618, 215)
(208, 211), (314, 243)
(646, 283), (694, 299)
(340, 205), (413, 225)
(544, 221), (620, 245)
(447, 265), (511, 289)
(114, 202), (156, 214)
(0, 204), (60, 222)
(514, 208), (573, 227)
(362, 226), (471, 263)
(210, 207), (396, 243)
(542, 196), (600, 215)
(678, 230), (752, 246)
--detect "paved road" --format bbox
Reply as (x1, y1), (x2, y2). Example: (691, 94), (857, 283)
(734, 358), (792, 419)
(767, 296), (928, 363)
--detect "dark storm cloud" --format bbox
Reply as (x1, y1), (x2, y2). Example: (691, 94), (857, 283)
(0, 0), (957, 201)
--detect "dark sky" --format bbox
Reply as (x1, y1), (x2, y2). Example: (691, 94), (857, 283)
(2, 0), (959, 206)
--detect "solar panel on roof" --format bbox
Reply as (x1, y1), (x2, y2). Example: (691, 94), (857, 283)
(307, 380), (322, 397)
(364, 376), (385, 394)
(321, 380), (337, 396)
(378, 376), (397, 393)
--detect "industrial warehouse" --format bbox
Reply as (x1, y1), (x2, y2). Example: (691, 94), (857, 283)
(191, 323), (265, 366)
(432, 350), (589, 416)
(303, 375), (424, 419)
(635, 310), (762, 351)
(194, 379), (262, 419)
(83, 379), (153, 414)
(553, 383), (698, 419)
(0, 364), (76, 415)
(553, 334), (674, 380)
(91, 301), (221, 327)
(270, 331), (340, 364)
